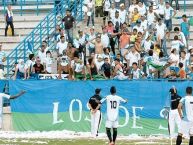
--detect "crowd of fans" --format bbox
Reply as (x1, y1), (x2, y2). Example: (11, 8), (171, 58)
(1, 0), (193, 80)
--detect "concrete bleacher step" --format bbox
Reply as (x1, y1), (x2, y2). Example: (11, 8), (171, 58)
(0, 29), (33, 37)
(0, 21), (39, 29)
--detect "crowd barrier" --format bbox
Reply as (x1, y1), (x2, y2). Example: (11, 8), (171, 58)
(0, 80), (189, 135)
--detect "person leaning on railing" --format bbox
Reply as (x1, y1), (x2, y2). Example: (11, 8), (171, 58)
(5, 5), (14, 36)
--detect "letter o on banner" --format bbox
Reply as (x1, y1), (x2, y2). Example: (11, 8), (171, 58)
(69, 99), (82, 122)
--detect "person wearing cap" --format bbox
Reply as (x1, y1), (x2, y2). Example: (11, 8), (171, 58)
(119, 3), (127, 25)
(100, 86), (127, 145)
(13, 59), (26, 80)
(88, 88), (102, 137)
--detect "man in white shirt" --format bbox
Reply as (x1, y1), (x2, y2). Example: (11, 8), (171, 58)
(0, 90), (26, 128)
(112, 11), (121, 32)
(38, 44), (47, 64)
(155, 18), (167, 48)
(176, 87), (193, 145)
(130, 62), (145, 79)
(109, 3), (117, 20)
(174, 27), (187, 48)
(56, 36), (68, 55)
(147, 5), (158, 29)
(164, 1), (176, 32)
(14, 59), (26, 80)
(119, 3), (127, 24)
(101, 27), (110, 48)
(157, 0), (165, 18)
(101, 86), (127, 145)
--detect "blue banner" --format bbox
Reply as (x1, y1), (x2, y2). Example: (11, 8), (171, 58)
(8, 80), (193, 134)
(0, 80), (6, 93)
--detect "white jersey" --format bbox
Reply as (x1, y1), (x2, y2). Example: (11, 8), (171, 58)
(101, 95), (126, 121)
(180, 95), (193, 122)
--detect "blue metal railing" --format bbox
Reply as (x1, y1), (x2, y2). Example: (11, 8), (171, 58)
(2, 0), (54, 16)
(6, 0), (84, 78)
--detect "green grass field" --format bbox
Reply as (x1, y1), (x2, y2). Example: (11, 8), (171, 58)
(0, 138), (189, 145)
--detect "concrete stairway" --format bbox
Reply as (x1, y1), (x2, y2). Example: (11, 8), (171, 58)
(0, 15), (47, 56)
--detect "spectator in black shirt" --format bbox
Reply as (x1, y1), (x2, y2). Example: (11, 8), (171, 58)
(33, 58), (44, 75)
(62, 9), (75, 43)
(101, 57), (112, 79)
(168, 87), (181, 138)
(88, 88), (102, 137)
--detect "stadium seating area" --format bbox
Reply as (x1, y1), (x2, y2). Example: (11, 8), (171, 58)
(0, 0), (193, 80)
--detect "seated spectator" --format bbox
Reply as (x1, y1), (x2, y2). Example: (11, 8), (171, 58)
(179, 51), (188, 71)
(25, 54), (35, 79)
(95, 54), (104, 72)
(178, 62), (186, 79)
(58, 51), (71, 80)
(14, 59), (26, 80)
(94, 35), (104, 55)
(101, 57), (112, 79)
(102, 47), (111, 63)
(113, 58), (128, 80)
(56, 35), (68, 55)
(71, 56), (86, 80)
(174, 27), (187, 48)
(87, 57), (99, 80)
(169, 48), (179, 67)
(66, 42), (76, 60)
(130, 62), (145, 79)
(32, 58), (44, 74)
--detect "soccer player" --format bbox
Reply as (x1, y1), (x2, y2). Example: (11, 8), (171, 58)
(101, 86), (127, 145)
(88, 88), (102, 137)
(176, 86), (193, 145)
(0, 90), (26, 128)
(168, 87), (181, 138)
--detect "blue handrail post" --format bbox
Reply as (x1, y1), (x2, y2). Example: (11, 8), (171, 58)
(184, 0), (186, 12)
(80, 0), (83, 20)
(24, 40), (26, 61)
(40, 24), (42, 44)
(7, 57), (9, 79)
(32, 31), (34, 50)
(3, 0), (6, 15)
(46, 16), (50, 46)
(37, 0), (39, 16)
(20, 0), (23, 16)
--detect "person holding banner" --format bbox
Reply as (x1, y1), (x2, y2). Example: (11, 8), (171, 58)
(168, 87), (181, 138)
(88, 88), (102, 137)
(176, 86), (193, 145)
(101, 86), (127, 145)
(0, 90), (26, 129)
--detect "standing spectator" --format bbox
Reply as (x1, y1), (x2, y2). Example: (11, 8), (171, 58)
(5, 5), (14, 36)
(95, 0), (103, 18)
(169, 48), (179, 68)
(112, 11), (121, 32)
(87, 57), (99, 80)
(109, 3), (117, 20)
(180, 14), (190, 41)
(157, 0), (165, 19)
(155, 18), (167, 49)
(174, 27), (187, 48)
(164, 2), (177, 37)
(62, 9), (75, 43)
(86, 0), (95, 28)
(170, 0), (179, 10)
(56, 36), (68, 55)
(103, 0), (111, 26)
(44, 51), (53, 74)
(101, 27), (110, 48)
(0, 44), (6, 70)
(138, 1), (147, 16)
(119, 3), (127, 25)
(86, 28), (96, 55)
(38, 44), (47, 64)
(171, 35), (184, 53)
(179, 51), (188, 71)
(130, 8), (140, 28)
(119, 29), (130, 56)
